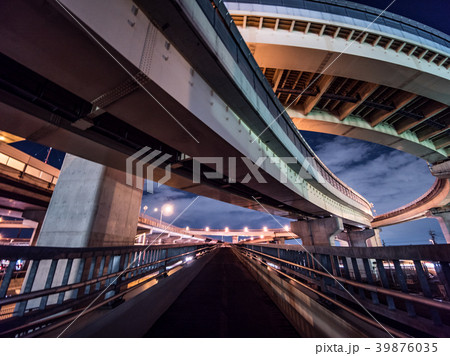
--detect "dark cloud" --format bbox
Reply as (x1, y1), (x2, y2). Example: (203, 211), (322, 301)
(302, 132), (444, 245)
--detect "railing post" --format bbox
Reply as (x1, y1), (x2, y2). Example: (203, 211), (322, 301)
(84, 257), (97, 295)
(350, 258), (365, 299)
(0, 259), (17, 298)
(340, 257), (355, 294)
(17, 260), (40, 316)
(161, 248), (169, 276)
(121, 253), (130, 280)
(376, 259), (396, 310)
(71, 258), (86, 299)
(95, 256), (107, 291)
(362, 258), (379, 305)
(57, 258), (73, 304)
(434, 262), (450, 300)
(392, 259), (416, 316)
(331, 255), (340, 277)
(130, 252), (138, 278)
(39, 259), (58, 310)
(320, 254), (335, 293)
(413, 260), (441, 325)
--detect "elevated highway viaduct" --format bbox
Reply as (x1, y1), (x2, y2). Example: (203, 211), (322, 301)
(0, 0), (374, 249)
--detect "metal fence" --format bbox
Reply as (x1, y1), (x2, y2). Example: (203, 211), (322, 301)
(0, 243), (215, 337)
(237, 243), (450, 337)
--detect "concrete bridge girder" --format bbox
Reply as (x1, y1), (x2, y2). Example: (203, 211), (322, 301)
(230, 13), (450, 105)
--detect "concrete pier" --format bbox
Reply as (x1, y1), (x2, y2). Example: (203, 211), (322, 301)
(290, 217), (344, 246)
(36, 154), (142, 248)
(430, 208), (450, 243)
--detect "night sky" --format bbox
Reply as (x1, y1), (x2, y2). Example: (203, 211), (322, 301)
(2, 0), (449, 245)
(350, 0), (450, 34)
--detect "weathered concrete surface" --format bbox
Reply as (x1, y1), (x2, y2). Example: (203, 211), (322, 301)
(366, 228), (383, 247)
(291, 217), (344, 246)
(18, 154), (143, 312)
(338, 229), (376, 247)
(37, 154), (142, 248)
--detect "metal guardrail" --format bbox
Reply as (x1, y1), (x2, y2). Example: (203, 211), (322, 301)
(0, 243), (215, 337)
(237, 243), (450, 337)
(225, 0), (450, 49)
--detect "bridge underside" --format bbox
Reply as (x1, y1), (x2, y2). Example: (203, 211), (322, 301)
(0, 0), (373, 227)
(290, 110), (447, 163)
(258, 64), (449, 163)
(228, 8), (450, 164)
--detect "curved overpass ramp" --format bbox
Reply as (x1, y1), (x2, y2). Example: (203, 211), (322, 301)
(226, 0), (450, 163)
(372, 178), (450, 228)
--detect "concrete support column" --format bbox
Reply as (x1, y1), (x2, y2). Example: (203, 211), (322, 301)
(22, 209), (47, 246)
(338, 229), (375, 247)
(36, 154), (143, 248)
(366, 228), (382, 247)
(429, 209), (450, 243)
(19, 154), (143, 311)
(232, 236), (239, 244)
(290, 217), (344, 246)
(274, 237), (285, 245)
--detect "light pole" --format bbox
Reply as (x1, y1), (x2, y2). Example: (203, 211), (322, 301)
(142, 205), (148, 217)
(159, 204), (174, 225)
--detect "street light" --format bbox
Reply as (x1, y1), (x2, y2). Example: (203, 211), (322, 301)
(205, 227), (210, 232)
(263, 226), (268, 232)
(159, 203), (174, 224)
(142, 205), (148, 217)
(244, 227), (248, 232)
(284, 225), (289, 231)
(225, 227), (229, 233)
